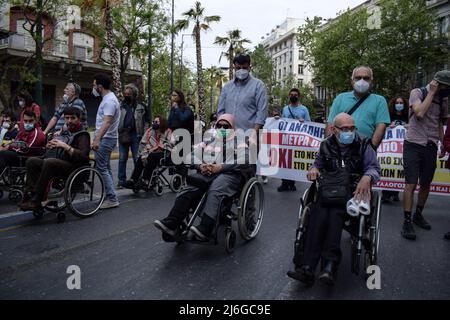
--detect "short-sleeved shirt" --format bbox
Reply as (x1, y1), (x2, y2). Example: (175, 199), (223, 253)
(406, 88), (448, 146)
(327, 91), (390, 139)
(217, 75), (268, 130)
(95, 92), (120, 139)
(53, 98), (88, 131)
(282, 104), (311, 121)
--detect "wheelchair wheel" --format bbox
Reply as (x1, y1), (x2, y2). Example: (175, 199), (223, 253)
(65, 167), (105, 218)
(369, 192), (382, 265)
(155, 180), (164, 196)
(8, 189), (23, 204)
(225, 228), (236, 254)
(238, 178), (264, 241)
(169, 174), (184, 193)
(351, 238), (360, 275)
(293, 187), (313, 266)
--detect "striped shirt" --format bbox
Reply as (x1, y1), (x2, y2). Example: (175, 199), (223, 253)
(53, 98), (88, 131)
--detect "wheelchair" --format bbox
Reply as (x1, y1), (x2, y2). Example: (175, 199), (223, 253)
(293, 181), (381, 277)
(131, 144), (187, 196)
(165, 168), (265, 253)
(0, 144), (46, 204)
(31, 159), (105, 223)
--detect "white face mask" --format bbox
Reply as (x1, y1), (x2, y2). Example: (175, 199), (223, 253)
(63, 94), (70, 103)
(19, 100), (25, 108)
(2, 121), (11, 129)
(235, 69), (249, 81)
(353, 79), (370, 94)
(92, 87), (100, 97)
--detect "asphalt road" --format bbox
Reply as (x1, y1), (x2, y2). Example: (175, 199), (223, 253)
(0, 160), (449, 300)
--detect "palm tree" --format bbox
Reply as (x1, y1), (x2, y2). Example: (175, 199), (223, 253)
(79, 0), (122, 98)
(175, 1), (220, 123)
(214, 29), (251, 80)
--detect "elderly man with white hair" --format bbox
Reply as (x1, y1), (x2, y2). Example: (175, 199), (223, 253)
(288, 113), (381, 287)
(44, 82), (88, 135)
(325, 66), (390, 149)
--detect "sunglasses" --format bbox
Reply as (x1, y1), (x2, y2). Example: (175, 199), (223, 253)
(335, 126), (356, 132)
(216, 123), (231, 129)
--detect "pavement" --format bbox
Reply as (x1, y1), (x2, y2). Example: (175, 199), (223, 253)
(0, 160), (449, 299)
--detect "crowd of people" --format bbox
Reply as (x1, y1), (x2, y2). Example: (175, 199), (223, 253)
(0, 54), (449, 288)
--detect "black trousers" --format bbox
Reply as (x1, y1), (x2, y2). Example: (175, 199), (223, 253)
(26, 157), (76, 202)
(299, 201), (346, 270)
(0, 150), (21, 174)
(131, 152), (164, 181)
(166, 187), (205, 225)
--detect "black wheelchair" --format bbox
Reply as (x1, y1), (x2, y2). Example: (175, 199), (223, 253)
(0, 144), (45, 204)
(31, 158), (105, 223)
(131, 144), (187, 196)
(165, 168), (265, 253)
(293, 181), (381, 277)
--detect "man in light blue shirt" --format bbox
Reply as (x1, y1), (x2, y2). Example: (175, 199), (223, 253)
(282, 88), (311, 122)
(278, 88), (311, 192)
(217, 54), (268, 132)
(326, 66), (390, 149)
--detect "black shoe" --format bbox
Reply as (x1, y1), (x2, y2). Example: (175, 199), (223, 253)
(413, 212), (431, 230)
(401, 220), (416, 240)
(287, 265), (315, 286)
(318, 261), (337, 286)
(154, 218), (178, 236)
(289, 185), (297, 192)
(123, 180), (137, 189)
(190, 215), (215, 241)
(444, 232), (450, 240)
(277, 185), (290, 192)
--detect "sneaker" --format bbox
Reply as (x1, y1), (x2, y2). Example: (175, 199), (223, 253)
(123, 180), (136, 189)
(154, 219), (177, 236)
(287, 265), (315, 286)
(116, 182), (124, 190)
(413, 212), (431, 230)
(99, 200), (120, 210)
(289, 185), (297, 192)
(262, 176), (269, 184)
(190, 215), (215, 241)
(401, 220), (416, 240)
(190, 225), (209, 241)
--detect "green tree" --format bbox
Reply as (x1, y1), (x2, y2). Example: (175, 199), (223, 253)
(214, 29), (251, 80)
(250, 43), (275, 104)
(175, 1), (221, 123)
(297, 0), (448, 104)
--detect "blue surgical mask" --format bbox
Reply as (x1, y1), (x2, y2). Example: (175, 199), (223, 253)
(339, 131), (355, 145)
(353, 79), (370, 94)
(235, 69), (249, 81)
(24, 123), (34, 131)
(395, 104), (404, 112)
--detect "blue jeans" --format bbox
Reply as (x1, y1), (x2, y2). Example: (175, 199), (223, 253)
(95, 137), (118, 202)
(118, 132), (140, 184)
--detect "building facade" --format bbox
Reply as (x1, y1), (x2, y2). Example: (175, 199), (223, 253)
(261, 18), (313, 89)
(0, 3), (143, 127)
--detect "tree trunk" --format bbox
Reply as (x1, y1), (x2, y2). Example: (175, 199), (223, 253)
(195, 24), (205, 123)
(105, 2), (122, 100)
(228, 47), (233, 80)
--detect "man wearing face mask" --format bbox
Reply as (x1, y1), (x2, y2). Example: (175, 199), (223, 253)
(117, 83), (148, 188)
(278, 88), (311, 192)
(401, 70), (450, 241)
(19, 107), (91, 211)
(0, 111), (45, 177)
(287, 113), (380, 286)
(91, 73), (121, 209)
(0, 112), (19, 146)
(325, 66), (390, 150)
(217, 54), (268, 133)
(43, 82), (87, 136)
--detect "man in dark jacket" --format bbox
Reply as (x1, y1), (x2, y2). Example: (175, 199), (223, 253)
(20, 107), (91, 211)
(287, 113), (380, 287)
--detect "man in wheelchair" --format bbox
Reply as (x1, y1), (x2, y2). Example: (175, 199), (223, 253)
(287, 113), (380, 286)
(19, 107), (91, 211)
(153, 113), (253, 242)
(0, 111), (46, 174)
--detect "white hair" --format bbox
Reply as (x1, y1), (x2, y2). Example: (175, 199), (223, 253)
(351, 66), (373, 80)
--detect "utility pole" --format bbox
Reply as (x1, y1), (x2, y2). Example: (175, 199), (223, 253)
(170, 0), (175, 93)
(34, 0), (43, 106)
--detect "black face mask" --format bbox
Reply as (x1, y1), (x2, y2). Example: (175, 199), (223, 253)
(124, 96), (133, 104)
(152, 123), (160, 130)
(290, 96), (299, 104)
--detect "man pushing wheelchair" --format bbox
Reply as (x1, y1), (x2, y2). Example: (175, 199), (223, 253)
(287, 113), (381, 287)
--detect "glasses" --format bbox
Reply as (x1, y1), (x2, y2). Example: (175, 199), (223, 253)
(335, 126), (356, 132)
(354, 76), (371, 81)
(216, 123), (231, 129)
